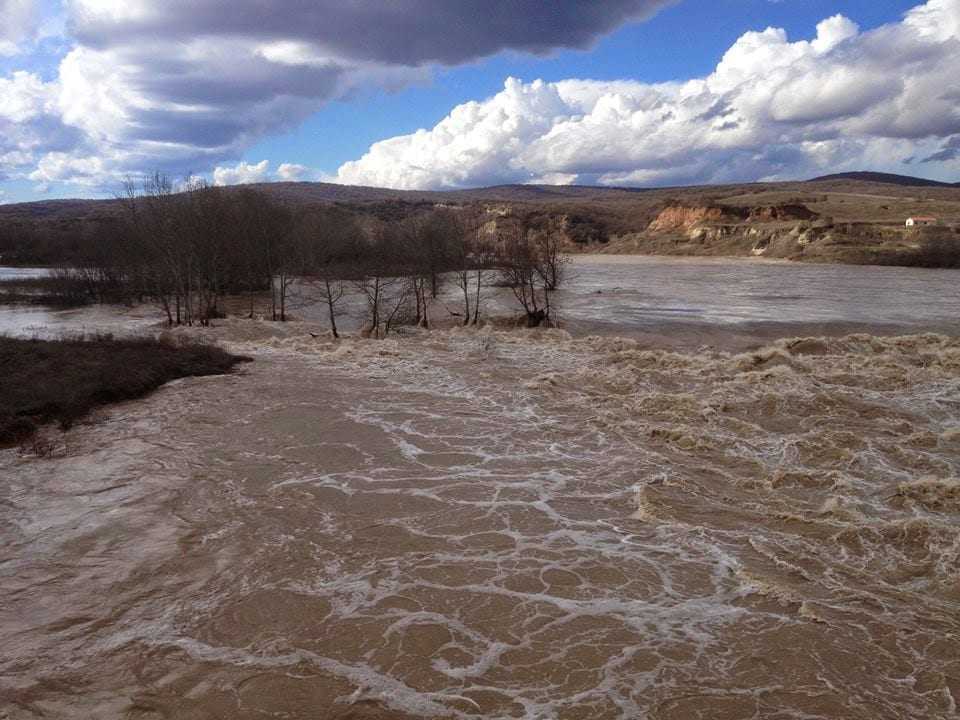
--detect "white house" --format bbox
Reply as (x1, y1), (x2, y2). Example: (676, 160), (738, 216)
(906, 216), (938, 227)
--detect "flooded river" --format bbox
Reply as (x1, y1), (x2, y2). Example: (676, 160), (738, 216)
(3, 256), (960, 346)
(2, 257), (959, 718)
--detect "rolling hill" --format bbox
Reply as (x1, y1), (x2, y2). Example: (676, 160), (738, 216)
(808, 171), (958, 188)
(1, 173), (958, 266)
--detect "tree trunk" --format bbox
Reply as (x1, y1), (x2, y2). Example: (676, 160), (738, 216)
(461, 279), (471, 326)
(324, 279), (339, 339)
(473, 270), (482, 325)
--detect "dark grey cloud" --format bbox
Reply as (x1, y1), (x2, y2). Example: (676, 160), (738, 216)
(69, 0), (677, 66)
(13, 0), (960, 190)
(16, 0), (675, 186)
(138, 55), (343, 106)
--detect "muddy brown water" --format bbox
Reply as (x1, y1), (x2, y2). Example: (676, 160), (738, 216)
(2, 257), (960, 718)
(5, 256), (960, 348)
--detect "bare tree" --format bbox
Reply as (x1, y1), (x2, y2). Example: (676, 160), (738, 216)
(297, 206), (363, 338)
(350, 223), (415, 338)
(120, 173), (184, 325)
(398, 209), (461, 327)
(116, 177), (295, 326)
(532, 219), (569, 291)
(231, 189), (298, 321)
(471, 230), (498, 325)
(496, 215), (566, 327)
(452, 210), (496, 325)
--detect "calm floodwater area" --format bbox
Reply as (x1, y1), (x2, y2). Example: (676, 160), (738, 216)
(2, 256), (959, 719)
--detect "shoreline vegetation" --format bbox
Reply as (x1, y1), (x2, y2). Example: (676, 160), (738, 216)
(1, 177), (959, 358)
(0, 176), (570, 333)
(2, 175), (960, 274)
(0, 334), (250, 447)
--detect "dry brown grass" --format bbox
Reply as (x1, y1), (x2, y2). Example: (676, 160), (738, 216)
(0, 334), (251, 446)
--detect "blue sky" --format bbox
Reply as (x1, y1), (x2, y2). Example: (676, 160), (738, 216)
(1, 0), (957, 202)
(246, 1), (921, 176)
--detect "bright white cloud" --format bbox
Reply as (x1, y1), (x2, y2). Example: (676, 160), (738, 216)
(276, 162), (310, 181)
(212, 160), (270, 186)
(0, 0), (36, 56)
(337, 0), (960, 189)
(0, 0), (673, 189)
(28, 152), (107, 186)
(0, 71), (53, 123)
(212, 160), (316, 184)
(2, 0), (959, 192)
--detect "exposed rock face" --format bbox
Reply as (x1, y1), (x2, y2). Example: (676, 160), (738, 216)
(602, 213), (927, 264)
(648, 205), (744, 232)
(629, 201), (857, 260)
(747, 204), (819, 222)
(648, 203), (817, 235)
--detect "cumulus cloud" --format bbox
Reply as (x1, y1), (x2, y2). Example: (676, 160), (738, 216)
(276, 162), (310, 181)
(212, 159), (315, 185)
(212, 160), (270, 186)
(28, 152), (107, 186)
(0, 0), (674, 189)
(5, 0), (960, 192)
(0, 70), (82, 182)
(0, 0), (36, 55)
(337, 0), (960, 189)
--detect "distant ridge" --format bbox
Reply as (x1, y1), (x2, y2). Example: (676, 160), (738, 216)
(3, 174), (958, 226)
(807, 171), (957, 188)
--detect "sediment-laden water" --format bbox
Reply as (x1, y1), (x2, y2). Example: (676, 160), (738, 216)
(2, 316), (958, 718)
(4, 256), (960, 346)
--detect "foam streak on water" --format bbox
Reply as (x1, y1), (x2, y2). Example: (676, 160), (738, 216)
(1, 322), (959, 719)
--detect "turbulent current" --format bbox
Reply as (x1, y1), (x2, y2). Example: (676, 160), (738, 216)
(2, 316), (959, 718)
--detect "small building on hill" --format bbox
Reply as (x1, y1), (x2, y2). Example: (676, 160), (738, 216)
(906, 216), (938, 227)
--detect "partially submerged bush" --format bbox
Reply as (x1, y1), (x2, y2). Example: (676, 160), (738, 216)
(0, 334), (250, 446)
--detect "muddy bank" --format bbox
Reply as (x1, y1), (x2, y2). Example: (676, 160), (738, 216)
(2, 323), (958, 719)
(0, 335), (248, 446)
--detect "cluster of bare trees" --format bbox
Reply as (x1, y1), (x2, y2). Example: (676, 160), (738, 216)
(118, 175), (246, 325)
(345, 209), (492, 337)
(497, 218), (568, 327)
(55, 177), (568, 334)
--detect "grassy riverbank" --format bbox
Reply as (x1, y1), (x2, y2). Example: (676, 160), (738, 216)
(0, 334), (250, 445)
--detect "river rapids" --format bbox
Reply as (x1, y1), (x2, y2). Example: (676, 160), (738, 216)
(2, 320), (959, 719)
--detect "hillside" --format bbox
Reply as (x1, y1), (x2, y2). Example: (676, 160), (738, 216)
(2, 174), (959, 266)
(808, 171), (958, 188)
